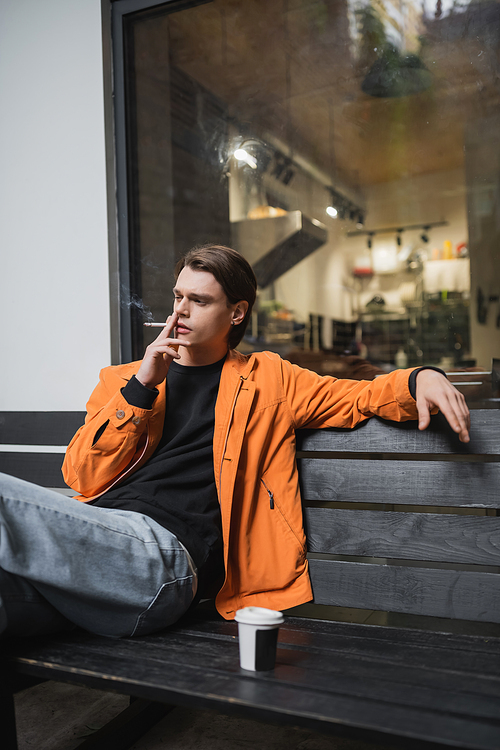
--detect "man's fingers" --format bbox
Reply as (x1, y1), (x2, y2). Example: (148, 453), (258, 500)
(445, 396), (470, 443)
(441, 388), (470, 442)
(417, 399), (431, 432)
(442, 408), (470, 442)
(414, 370), (471, 443)
(153, 343), (181, 360)
(151, 339), (191, 362)
(457, 397), (471, 438)
(426, 393), (470, 443)
(155, 338), (190, 352)
(155, 313), (177, 340)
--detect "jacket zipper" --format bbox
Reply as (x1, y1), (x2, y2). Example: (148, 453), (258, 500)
(261, 477), (274, 509)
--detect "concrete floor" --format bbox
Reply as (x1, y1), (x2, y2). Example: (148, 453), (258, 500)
(14, 680), (404, 750)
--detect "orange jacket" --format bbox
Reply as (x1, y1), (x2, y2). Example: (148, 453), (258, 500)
(63, 351), (419, 619)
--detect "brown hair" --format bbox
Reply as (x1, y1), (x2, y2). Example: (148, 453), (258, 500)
(174, 245), (257, 349)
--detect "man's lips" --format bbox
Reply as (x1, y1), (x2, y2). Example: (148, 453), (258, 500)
(176, 324), (191, 334)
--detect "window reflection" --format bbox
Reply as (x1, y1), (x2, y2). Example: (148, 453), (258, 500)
(122, 0), (500, 404)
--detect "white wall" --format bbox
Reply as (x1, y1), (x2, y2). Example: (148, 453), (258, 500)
(0, 0), (110, 410)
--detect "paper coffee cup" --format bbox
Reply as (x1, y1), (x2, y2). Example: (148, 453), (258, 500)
(235, 607), (284, 671)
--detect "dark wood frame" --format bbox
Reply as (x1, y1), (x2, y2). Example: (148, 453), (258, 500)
(109, 0), (213, 363)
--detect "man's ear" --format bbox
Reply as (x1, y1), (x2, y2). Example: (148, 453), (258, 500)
(232, 300), (249, 326)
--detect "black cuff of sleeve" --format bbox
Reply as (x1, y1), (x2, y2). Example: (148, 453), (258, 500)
(408, 366), (447, 400)
(121, 375), (159, 409)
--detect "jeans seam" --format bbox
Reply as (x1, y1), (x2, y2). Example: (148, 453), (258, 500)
(130, 575), (193, 637)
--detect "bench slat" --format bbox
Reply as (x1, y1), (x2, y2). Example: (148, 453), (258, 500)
(135, 631), (500, 698)
(308, 558), (500, 622)
(185, 609), (500, 656)
(305, 508), (500, 565)
(299, 457), (500, 506)
(7, 614), (500, 696)
(0, 453), (67, 488)
(6, 653), (496, 750)
(297, 410), (500, 455)
(0, 412), (85, 445)
(11, 630), (499, 720)
(3, 620), (500, 750)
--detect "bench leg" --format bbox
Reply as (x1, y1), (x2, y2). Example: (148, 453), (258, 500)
(75, 697), (174, 750)
(0, 693), (18, 750)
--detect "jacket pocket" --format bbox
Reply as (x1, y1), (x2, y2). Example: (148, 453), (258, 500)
(260, 477), (303, 548)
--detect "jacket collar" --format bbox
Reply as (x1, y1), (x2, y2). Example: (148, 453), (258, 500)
(226, 348), (257, 379)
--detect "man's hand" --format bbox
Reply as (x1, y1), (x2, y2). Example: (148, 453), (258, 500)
(136, 312), (190, 389)
(415, 369), (470, 442)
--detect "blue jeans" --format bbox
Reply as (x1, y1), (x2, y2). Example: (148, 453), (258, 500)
(0, 473), (197, 638)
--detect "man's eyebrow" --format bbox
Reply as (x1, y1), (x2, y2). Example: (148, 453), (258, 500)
(172, 287), (214, 302)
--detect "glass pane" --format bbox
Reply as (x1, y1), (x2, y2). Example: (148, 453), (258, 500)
(120, 0), (500, 404)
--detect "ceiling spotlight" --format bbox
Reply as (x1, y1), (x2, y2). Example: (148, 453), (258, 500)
(396, 229), (403, 246)
(326, 206), (338, 218)
(234, 148), (257, 169)
(420, 226), (430, 243)
(367, 232), (374, 249)
(327, 187), (364, 225)
(271, 153), (295, 184)
(282, 167), (295, 186)
(272, 158), (285, 180)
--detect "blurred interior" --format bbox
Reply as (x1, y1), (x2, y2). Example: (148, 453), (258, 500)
(122, 0), (500, 405)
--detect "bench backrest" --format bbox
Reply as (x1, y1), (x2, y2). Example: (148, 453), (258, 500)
(0, 412), (85, 489)
(1, 409), (499, 626)
(296, 409), (500, 625)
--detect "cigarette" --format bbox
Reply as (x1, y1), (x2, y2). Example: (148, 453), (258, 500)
(143, 321), (179, 352)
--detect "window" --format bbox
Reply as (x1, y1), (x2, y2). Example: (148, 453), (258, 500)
(112, 0), (500, 403)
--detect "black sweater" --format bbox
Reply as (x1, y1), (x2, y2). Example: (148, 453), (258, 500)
(93, 357), (226, 597)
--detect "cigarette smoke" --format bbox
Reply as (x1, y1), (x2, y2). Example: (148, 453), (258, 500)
(121, 285), (154, 322)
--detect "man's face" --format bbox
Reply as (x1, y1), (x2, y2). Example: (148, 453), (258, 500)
(173, 266), (244, 352)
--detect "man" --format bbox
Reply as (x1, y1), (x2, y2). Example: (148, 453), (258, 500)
(0, 245), (469, 638)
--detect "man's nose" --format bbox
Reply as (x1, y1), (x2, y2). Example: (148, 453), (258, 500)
(174, 297), (188, 315)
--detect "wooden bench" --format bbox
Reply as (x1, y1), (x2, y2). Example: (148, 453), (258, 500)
(1, 408), (500, 750)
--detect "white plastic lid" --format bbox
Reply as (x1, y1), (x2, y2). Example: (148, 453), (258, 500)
(234, 606), (284, 625)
